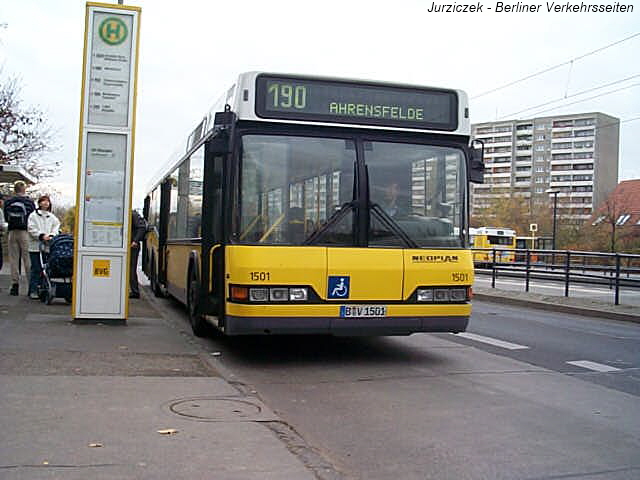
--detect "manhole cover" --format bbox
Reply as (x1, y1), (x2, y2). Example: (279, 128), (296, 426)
(169, 397), (264, 422)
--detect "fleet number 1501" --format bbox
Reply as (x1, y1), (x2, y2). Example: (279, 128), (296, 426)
(451, 272), (470, 282)
(250, 271), (271, 281)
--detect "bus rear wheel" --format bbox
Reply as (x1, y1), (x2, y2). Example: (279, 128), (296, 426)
(188, 276), (209, 337)
(151, 258), (163, 298)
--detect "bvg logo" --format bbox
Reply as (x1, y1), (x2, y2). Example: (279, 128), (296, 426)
(99, 17), (128, 46)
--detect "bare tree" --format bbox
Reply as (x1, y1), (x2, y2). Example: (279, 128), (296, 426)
(591, 196), (627, 253)
(0, 71), (59, 180)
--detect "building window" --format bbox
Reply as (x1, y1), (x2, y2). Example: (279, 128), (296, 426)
(536, 134), (545, 141)
(572, 174), (592, 181)
(553, 120), (573, 128)
(574, 118), (594, 127)
(535, 166), (545, 173)
(615, 213), (631, 226)
(535, 187), (544, 193)
(574, 129), (594, 137)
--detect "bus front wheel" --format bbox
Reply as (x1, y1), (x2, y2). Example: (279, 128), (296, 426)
(188, 275), (209, 337)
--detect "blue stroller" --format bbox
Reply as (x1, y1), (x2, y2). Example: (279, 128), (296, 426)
(39, 234), (74, 305)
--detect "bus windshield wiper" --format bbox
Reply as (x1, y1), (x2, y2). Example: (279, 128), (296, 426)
(303, 201), (355, 245)
(370, 203), (418, 249)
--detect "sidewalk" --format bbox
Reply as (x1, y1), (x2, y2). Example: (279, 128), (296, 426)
(473, 284), (640, 323)
(0, 273), (319, 480)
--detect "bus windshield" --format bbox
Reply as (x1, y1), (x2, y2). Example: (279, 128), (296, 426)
(367, 141), (465, 248)
(237, 134), (465, 248)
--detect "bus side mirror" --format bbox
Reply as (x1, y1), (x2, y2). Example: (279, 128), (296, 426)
(208, 107), (236, 155)
(468, 140), (484, 184)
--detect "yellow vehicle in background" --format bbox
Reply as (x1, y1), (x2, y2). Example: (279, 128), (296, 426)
(515, 236), (553, 263)
(142, 72), (484, 336)
(470, 227), (516, 266)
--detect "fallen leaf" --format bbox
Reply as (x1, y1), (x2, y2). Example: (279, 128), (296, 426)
(88, 443), (103, 448)
(157, 428), (178, 435)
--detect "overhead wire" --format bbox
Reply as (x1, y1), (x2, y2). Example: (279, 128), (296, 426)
(524, 83), (640, 117)
(500, 74), (640, 118)
(470, 31), (640, 99)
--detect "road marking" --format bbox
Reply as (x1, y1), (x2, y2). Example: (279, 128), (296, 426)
(567, 360), (621, 372)
(457, 332), (530, 350)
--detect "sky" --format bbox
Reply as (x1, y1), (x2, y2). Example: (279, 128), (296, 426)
(1, 0), (639, 209)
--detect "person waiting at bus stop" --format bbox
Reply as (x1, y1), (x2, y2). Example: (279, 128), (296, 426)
(4, 181), (36, 296)
(129, 210), (147, 299)
(27, 195), (60, 299)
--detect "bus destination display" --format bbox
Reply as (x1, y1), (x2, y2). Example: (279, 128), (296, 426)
(256, 75), (458, 130)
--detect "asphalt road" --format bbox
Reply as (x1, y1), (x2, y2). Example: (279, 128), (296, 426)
(152, 292), (640, 480)
(446, 300), (640, 396)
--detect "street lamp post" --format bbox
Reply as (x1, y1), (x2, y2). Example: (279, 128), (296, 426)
(549, 190), (559, 250)
(546, 189), (560, 268)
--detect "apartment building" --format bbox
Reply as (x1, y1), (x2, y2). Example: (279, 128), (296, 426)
(471, 112), (619, 224)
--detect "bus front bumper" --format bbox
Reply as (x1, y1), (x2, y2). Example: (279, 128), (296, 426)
(222, 315), (469, 336)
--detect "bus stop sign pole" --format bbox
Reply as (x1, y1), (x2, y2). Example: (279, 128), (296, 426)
(72, 2), (141, 324)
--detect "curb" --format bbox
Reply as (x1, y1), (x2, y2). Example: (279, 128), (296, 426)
(474, 293), (640, 324)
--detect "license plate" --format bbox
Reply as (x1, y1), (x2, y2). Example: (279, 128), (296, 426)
(340, 305), (387, 318)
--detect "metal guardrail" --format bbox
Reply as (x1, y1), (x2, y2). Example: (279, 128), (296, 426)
(473, 248), (640, 305)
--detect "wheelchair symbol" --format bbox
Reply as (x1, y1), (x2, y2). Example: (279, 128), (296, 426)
(328, 276), (350, 299)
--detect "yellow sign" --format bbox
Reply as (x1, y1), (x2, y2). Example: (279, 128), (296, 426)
(93, 259), (111, 277)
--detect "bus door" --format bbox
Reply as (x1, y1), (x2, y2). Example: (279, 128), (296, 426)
(156, 179), (171, 287)
(200, 133), (228, 317)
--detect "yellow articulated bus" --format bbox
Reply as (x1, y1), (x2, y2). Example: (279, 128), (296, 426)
(470, 227), (516, 266)
(142, 72), (484, 336)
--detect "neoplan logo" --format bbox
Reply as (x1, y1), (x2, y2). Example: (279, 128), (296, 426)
(412, 255), (459, 263)
(99, 17), (128, 46)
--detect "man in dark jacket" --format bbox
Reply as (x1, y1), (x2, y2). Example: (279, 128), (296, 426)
(4, 181), (36, 295)
(129, 210), (147, 299)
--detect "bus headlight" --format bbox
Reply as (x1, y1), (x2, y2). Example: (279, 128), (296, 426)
(450, 288), (467, 301)
(269, 288), (289, 302)
(239, 285), (311, 303)
(249, 288), (268, 302)
(289, 288), (308, 301)
(417, 288), (434, 302)
(434, 289), (451, 302)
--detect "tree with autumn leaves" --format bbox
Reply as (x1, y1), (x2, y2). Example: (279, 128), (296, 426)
(472, 186), (639, 253)
(471, 194), (553, 240)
